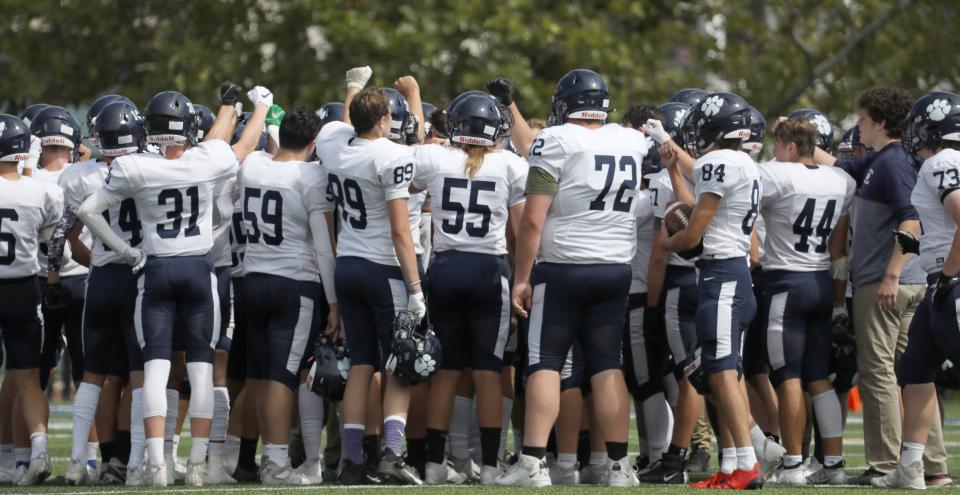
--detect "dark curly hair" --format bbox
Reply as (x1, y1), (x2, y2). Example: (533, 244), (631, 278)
(856, 86), (913, 139)
(621, 104), (663, 130)
(279, 107), (324, 150)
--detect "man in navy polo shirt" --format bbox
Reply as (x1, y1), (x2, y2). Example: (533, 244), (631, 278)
(816, 86), (949, 486)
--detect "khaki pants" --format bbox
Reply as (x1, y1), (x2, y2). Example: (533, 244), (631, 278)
(690, 405), (713, 452)
(853, 282), (948, 475)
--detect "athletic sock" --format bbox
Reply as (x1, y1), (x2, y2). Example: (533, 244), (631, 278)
(98, 442), (114, 465)
(209, 387), (230, 457)
(479, 427), (501, 467)
(498, 397), (513, 461)
(605, 442), (627, 462)
(297, 384), (325, 465)
(720, 448), (736, 474)
(642, 392), (671, 463)
(783, 454), (802, 469)
(736, 446), (758, 471)
(811, 389), (844, 439)
(189, 438), (209, 465)
(426, 428), (447, 464)
(163, 389), (179, 459)
(824, 455), (844, 468)
(264, 443), (290, 468)
(238, 437), (258, 470)
(70, 382), (101, 462)
(557, 452), (577, 469)
(667, 443), (687, 460)
(900, 442), (924, 467)
(146, 437), (164, 466)
(342, 424), (365, 464)
(29, 432), (47, 459)
(576, 430), (590, 467)
(382, 415), (407, 457)
(129, 388), (145, 468)
(589, 451), (607, 466)
(115, 430), (131, 464)
(522, 445), (546, 460)
(449, 396), (471, 460)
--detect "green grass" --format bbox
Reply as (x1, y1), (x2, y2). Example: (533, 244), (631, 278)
(5, 396), (960, 494)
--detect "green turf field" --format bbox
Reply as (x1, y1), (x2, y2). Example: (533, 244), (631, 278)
(4, 396), (960, 494)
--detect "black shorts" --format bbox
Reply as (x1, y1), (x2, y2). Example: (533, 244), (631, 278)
(742, 269), (769, 377)
(899, 273), (960, 385)
(663, 265), (699, 374)
(243, 273), (326, 389)
(525, 262), (630, 379)
(136, 255), (218, 364)
(763, 270), (832, 386)
(226, 276), (247, 381)
(335, 257), (407, 370)
(0, 277), (43, 370)
(39, 274), (86, 385)
(696, 258), (756, 375)
(623, 293), (669, 401)
(215, 266), (233, 351)
(83, 264), (136, 376)
(426, 251), (511, 373)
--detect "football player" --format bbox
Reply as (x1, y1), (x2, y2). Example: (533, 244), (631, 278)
(757, 118), (855, 485)
(411, 92), (527, 485)
(317, 67), (425, 485)
(660, 92), (763, 489)
(238, 107), (337, 485)
(49, 101), (145, 486)
(76, 84), (271, 486)
(501, 69), (645, 488)
(0, 114), (62, 486)
(875, 91), (960, 489)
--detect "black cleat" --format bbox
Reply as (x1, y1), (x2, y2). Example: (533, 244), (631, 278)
(638, 453), (688, 484)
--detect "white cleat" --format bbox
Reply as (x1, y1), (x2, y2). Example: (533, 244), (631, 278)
(0, 465), (13, 485)
(452, 456), (480, 482)
(144, 463), (168, 487)
(16, 454), (52, 486)
(186, 460), (207, 486)
(425, 461), (467, 485)
(872, 462), (925, 490)
(495, 454), (551, 487)
(261, 460), (320, 485)
(754, 436), (786, 478)
(807, 463), (849, 485)
(481, 464), (503, 485)
(204, 458), (237, 485)
(125, 466), (144, 486)
(11, 464), (26, 485)
(768, 465), (807, 485)
(579, 463), (608, 485)
(607, 457), (639, 487)
(65, 458), (93, 485)
(549, 462), (580, 485)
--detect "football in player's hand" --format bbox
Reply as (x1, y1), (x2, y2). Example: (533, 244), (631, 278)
(664, 201), (693, 235)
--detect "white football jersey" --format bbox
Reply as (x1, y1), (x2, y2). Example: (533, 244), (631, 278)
(759, 161), (855, 271)
(100, 140), (239, 257)
(58, 159), (144, 267)
(238, 151), (331, 282)
(630, 189), (656, 294)
(0, 176), (63, 278)
(646, 169), (696, 268)
(315, 121), (415, 266)
(913, 148), (960, 274)
(34, 166), (90, 277)
(529, 123), (649, 264)
(694, 149), (761, 260)
(412, 144), (527, 256)
(210, 176), (239, 268)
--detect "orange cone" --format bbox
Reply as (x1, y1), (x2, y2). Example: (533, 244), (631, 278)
(848, 386), (862, 412)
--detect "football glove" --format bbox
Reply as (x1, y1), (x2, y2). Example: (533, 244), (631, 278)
(247, 86), (274, 108)
(831, 304), (850, 336)
(487, 77), (514, 107)
(407, 290), (426, 322)
(932, 271), (960, 309)
(893, 229), (920, 255)
(121, 247), (147, 275)
(644, 119), (672, 145)
(43, 282), (67, 311)
(346, 66), (373, 90)
(265, 104), (286, 127)
(220, 81), (243, 106)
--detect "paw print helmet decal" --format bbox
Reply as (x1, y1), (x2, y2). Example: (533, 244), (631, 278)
(682, 92), (752, 156)
(904, 91), (960, 156)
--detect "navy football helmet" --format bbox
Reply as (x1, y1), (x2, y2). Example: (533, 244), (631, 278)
(316, 102), (345, 126)
(193, 104), (215, 140)
(788, 108), (835, 150)
(19, 103), (51, 128)
(829, 331), (858, 393)
(95, 101), (146, 157)
(903, 92), (960, 155)
(144, 91), (198, 146)
(306, 337), (351, 401)
(742, 106), (766, 156)
(230, 123), (268, 151)
(549, 69), (610, 126)
(30, 106), (83, 150)
(0, 114), (32, 163)
(86, 94), (135, 138)
(385, 311), (442, 386)
(657, 102), (691, 149)
(683, 92), (752, 155)
(669, 88), (707, 108)
(381, 88), (417, 143)
(836, 126), (863, 161)
(422, 102), (437, 136)
(446, 92), (502, 147)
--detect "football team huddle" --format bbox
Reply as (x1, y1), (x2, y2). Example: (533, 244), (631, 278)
(0, 64), (957, 490)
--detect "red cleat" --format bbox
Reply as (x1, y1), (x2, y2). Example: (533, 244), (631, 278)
(716, 464), (763, 490)
(691, 470), (728, 489)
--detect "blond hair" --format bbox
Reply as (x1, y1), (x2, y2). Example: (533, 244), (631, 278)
(457, 144), (493, 179)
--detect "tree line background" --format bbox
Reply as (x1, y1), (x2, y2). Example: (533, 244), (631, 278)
(0, 0), (956, 133)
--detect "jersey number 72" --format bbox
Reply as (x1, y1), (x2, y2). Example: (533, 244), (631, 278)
(588, 155), (637, 212)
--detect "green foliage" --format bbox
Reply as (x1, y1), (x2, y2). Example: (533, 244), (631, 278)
(0, 0), (956, 126)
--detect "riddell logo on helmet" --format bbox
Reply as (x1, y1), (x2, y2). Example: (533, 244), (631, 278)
(574, 111), (607, 119)
(148, 135), (181, 143)
(455, 136), (492, 146)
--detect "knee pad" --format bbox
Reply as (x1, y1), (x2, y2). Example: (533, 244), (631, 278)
(186, 362), (214, 420)
(143, 359), (172, 418)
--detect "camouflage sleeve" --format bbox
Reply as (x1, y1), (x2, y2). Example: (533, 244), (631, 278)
(47, 205), (79, 275)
